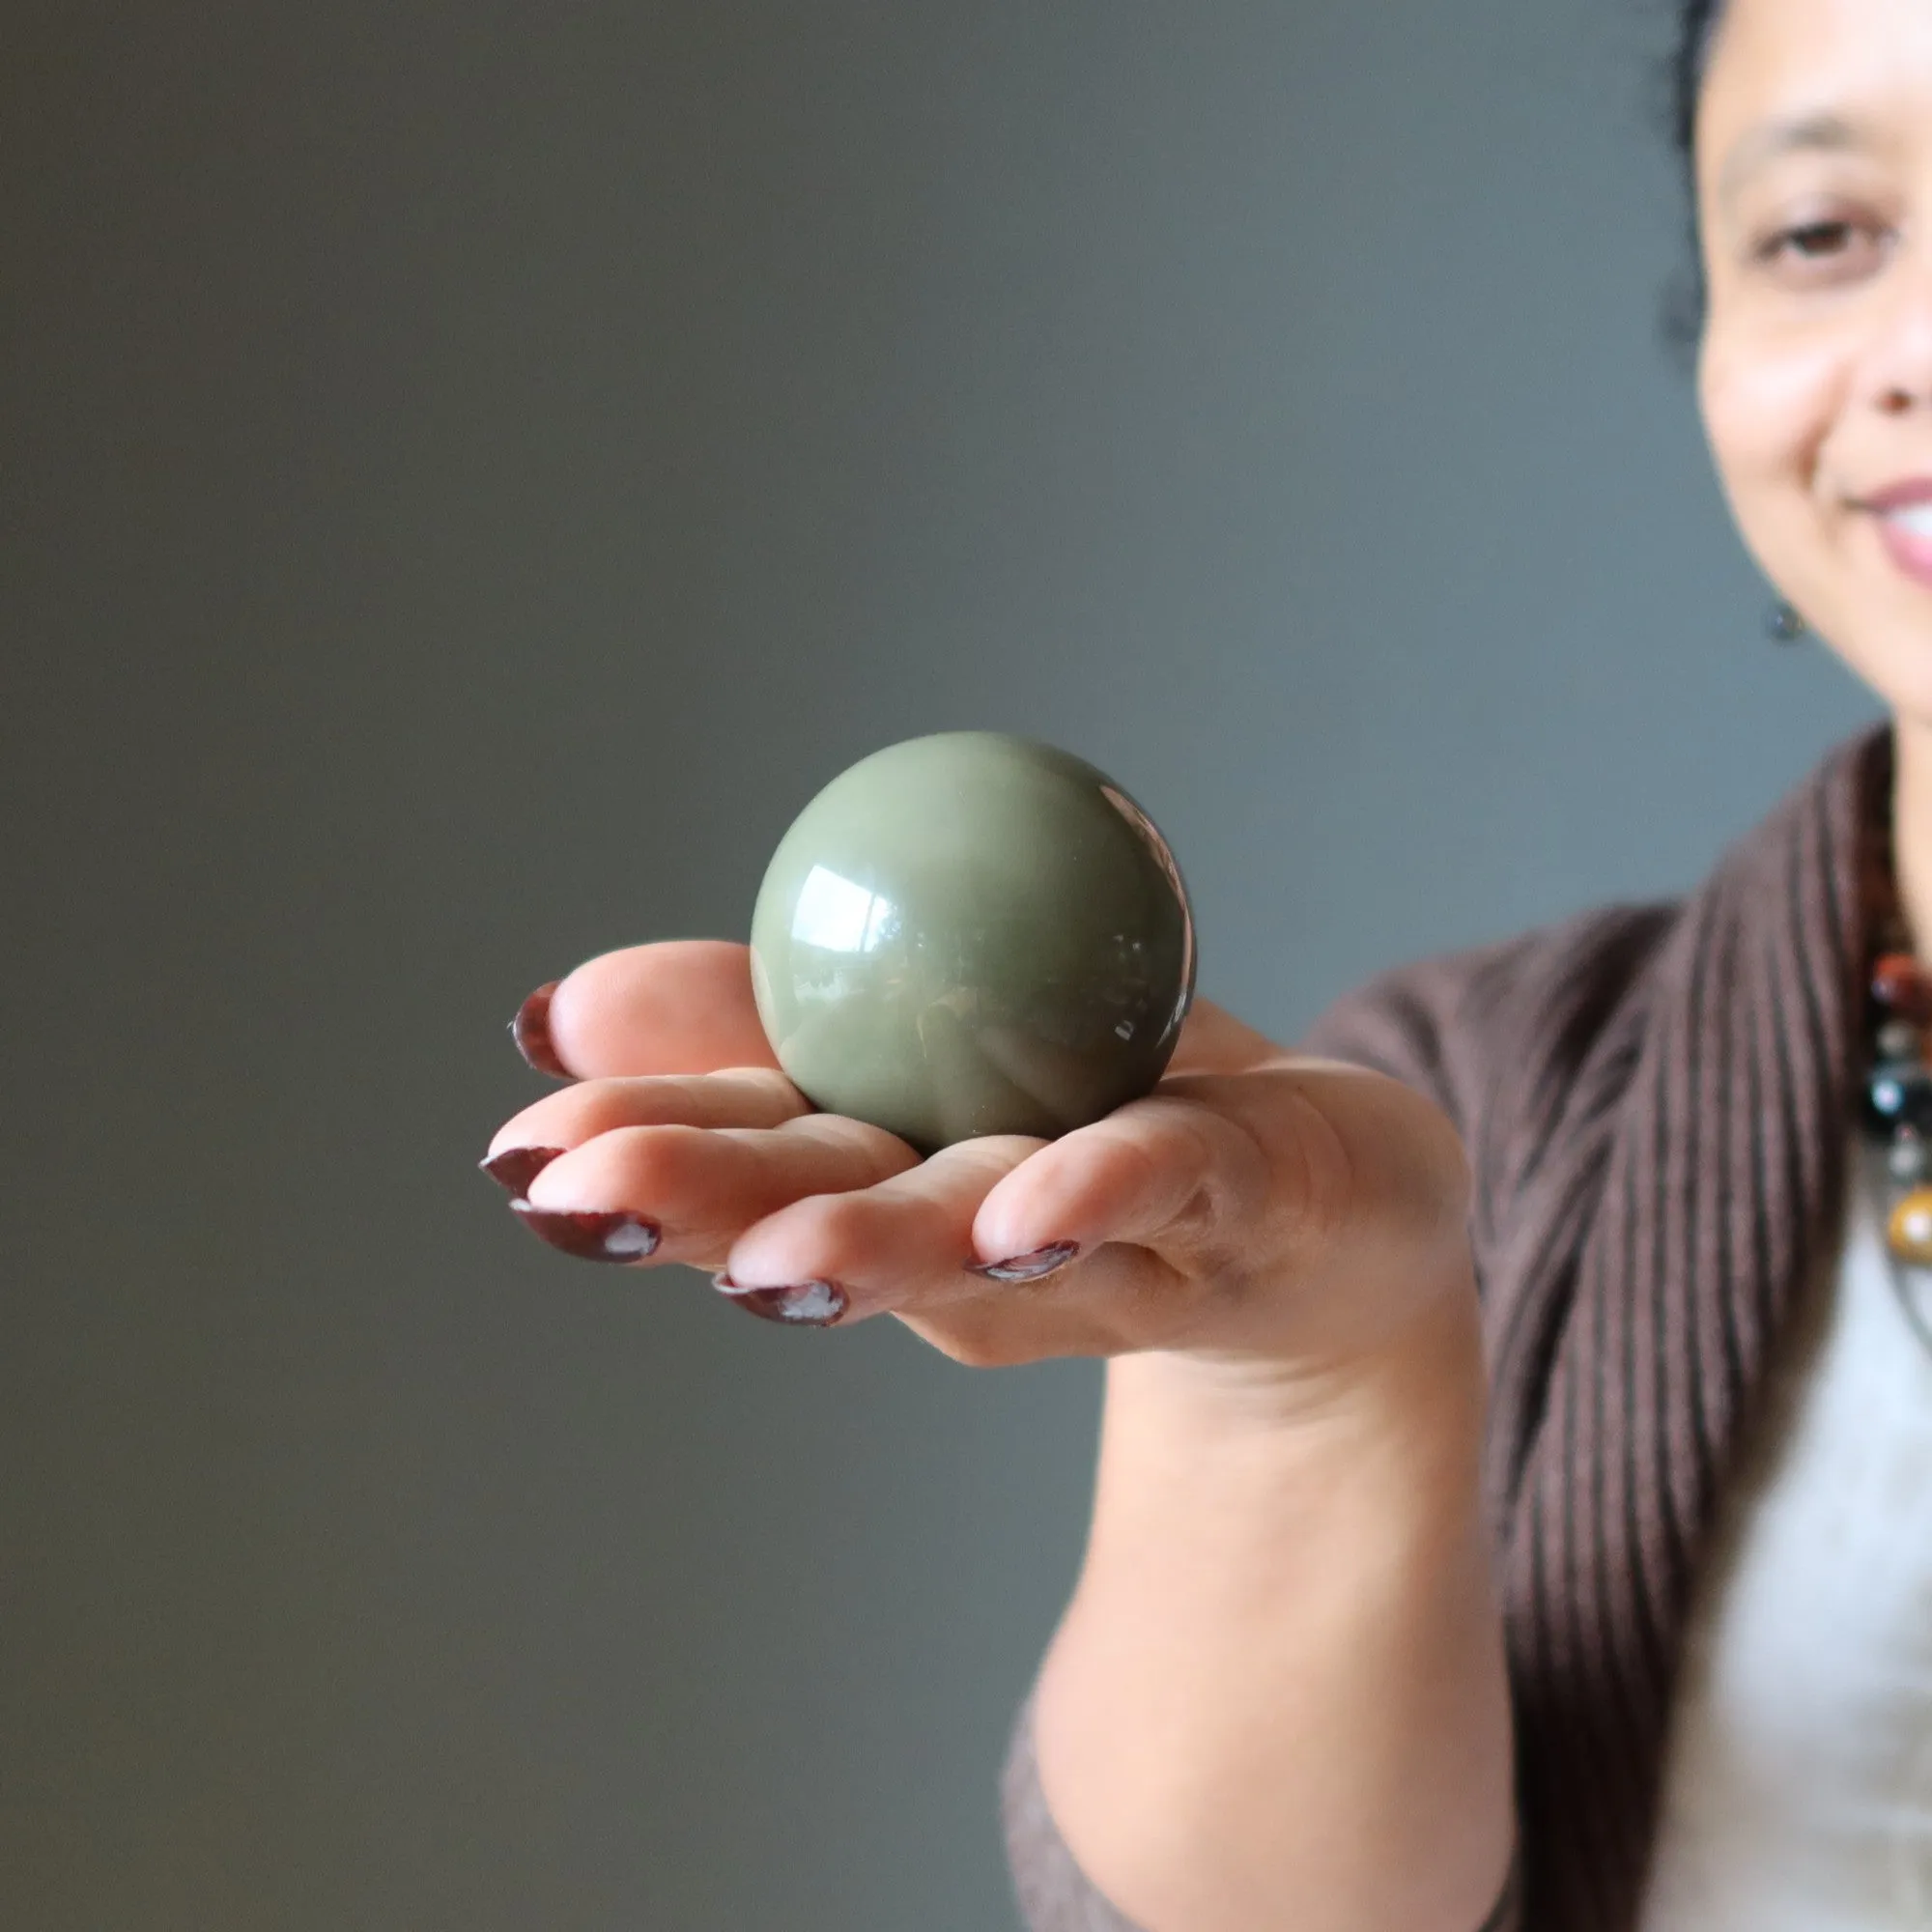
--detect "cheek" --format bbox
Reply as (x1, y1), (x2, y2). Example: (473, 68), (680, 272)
(1700, 330), (1840, 492)
(1698, 327), (1853, 584)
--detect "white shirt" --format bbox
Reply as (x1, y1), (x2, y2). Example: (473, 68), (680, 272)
(1639, 1129), (1932, 1930)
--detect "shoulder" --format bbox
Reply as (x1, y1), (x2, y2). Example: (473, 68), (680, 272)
(1293, 896), (1685, 1140)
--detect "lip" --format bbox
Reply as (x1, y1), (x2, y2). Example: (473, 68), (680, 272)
(1873, 503), (1932, 590)
(1863, 477), (1932, 512)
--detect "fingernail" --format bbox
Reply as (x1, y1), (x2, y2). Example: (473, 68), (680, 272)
(478, 1146), (568, 1197)
(510, 980), (572, 1078)
(967, 1241), (1079, 1284)
(510, 1202), (661, 1261)
(711, 1273), (849, 1327)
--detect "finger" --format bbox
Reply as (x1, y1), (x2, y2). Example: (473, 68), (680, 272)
(969, 1064), (1466, 1358)
(1162, 996), (1284, 1077)
(521, 940), (779, 1080)
(482, 1066), (810, 1189)
(891, 1079), (1343, 1367)
(967, 1086), (1285, 1274)
(716, 1134), (1046, 1322)
(512, 1112), (922, 1268)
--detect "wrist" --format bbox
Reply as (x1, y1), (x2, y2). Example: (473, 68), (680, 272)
(1038, 1280), (1513, 1930)
(1086, 1280), (1494, 1649)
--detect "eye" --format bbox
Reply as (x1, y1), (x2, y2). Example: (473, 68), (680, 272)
(1764, 219), (1855, 258)
(1751, 216), (1891, 280)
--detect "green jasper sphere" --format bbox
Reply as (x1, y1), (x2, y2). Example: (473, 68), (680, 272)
(749, 731), (1197, 1154)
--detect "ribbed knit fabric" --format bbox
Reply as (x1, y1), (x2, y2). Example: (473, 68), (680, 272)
(999, 718), (1893, 1932)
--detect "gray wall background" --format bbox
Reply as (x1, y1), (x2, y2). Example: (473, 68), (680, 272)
(2, 2), (1884, 1927)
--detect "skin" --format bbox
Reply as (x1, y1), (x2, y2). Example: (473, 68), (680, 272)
(1695, 0), (1932, 939)
(482, 4), (1932, 1923)
(488, 959), (1515, 1932)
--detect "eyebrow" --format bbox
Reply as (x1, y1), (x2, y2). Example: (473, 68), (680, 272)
(1718, 111), (1867, 213)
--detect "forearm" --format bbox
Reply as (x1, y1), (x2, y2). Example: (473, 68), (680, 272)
(1029, 1275), (1516, 1932)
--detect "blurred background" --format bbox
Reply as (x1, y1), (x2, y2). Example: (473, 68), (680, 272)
(1, 1), (1884, 1925)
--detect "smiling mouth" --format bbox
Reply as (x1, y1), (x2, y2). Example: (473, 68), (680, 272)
(1871, 505), (1932, 590)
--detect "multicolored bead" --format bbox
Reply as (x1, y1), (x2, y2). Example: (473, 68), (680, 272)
(1865, 1063), (1932, 1136)
(1872, 952), (1932, 1024)
(1890, 1188), (1932, 1264)
(1879, 1018), (1924, 1064)
(1858, 807), (1932, 1271)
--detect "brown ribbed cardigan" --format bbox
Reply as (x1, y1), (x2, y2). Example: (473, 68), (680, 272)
(999, 717), (1895, 1932)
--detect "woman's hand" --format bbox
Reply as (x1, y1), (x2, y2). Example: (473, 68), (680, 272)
(485, 941), (1515, 1930)
(481, 940), (1475, 1378)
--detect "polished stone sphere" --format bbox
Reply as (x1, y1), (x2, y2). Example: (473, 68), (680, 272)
(749, 731), (1196, 1153)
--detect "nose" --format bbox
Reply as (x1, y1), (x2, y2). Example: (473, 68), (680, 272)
(1865, 238), (1932, 417)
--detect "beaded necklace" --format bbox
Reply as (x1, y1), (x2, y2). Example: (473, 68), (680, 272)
(1858, 786), (1932, 1348)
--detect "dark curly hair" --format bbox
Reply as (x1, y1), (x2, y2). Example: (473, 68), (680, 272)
(1658, 0), (1726, 370)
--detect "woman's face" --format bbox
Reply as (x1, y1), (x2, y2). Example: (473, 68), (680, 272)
(1697, 0), (1932, 717)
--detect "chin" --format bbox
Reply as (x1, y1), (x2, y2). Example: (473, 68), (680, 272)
(1828, 617), (1932, 728)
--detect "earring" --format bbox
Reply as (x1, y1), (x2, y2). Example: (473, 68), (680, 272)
(1765, 597), (1809, 643)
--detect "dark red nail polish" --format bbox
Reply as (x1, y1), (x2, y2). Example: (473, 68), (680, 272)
(968, 1241), (1079, 1284)
(479, 1146), (568, 1197)
(510, 980), (572, 1078)
(510, 1201), (661, 1261)
(711, 1273), (848, 1326)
